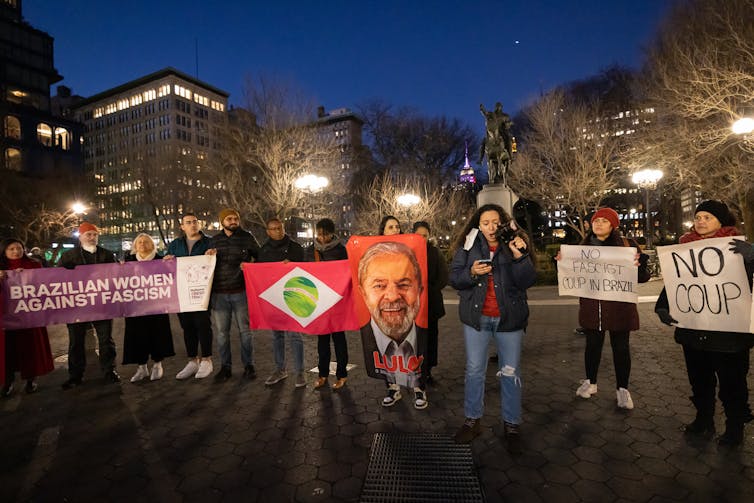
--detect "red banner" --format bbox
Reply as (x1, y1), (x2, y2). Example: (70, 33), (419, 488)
(243, 260), (359, 335)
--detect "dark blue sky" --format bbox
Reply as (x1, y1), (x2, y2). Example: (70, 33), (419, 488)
(27, 0), (671, 133)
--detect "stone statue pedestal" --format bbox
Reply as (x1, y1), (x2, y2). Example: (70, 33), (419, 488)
(477, 183), (519, 216)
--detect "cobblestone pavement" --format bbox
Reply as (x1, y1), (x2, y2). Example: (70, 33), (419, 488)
(1, 280), (753, 502)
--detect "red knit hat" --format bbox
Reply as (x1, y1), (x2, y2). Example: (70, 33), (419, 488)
(78, 222), (99, 235)
(591, 208), (620, 230)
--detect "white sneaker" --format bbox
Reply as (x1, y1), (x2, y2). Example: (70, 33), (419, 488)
(130, 365), (149, 383)
(176, 360), (199, 380)
(195, 359), (213, 379)
(617, 388), (634, 409)
(576, 379), (598, 398)
(150, 362), (164, 381)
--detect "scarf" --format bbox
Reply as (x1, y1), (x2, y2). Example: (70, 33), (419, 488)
(679, 226), (740, 244)
(133, 249), (157, 261)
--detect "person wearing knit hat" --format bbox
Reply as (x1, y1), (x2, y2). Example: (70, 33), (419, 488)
(218, 208), (240, 224)
(78, 222), (99, 236)
(591, 208), (620, 231)
(59, 221), (120, 388)
(565, 206), (650, 411)
(206, 208), (260, 381)
(655, 200), (754, 446)
(693, 200), (736, 231)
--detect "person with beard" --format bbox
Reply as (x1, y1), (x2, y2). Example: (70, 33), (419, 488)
(306, 218), (350, 390)
(449, 204), (535, 454)
(59, 223), (120, 388)
(358, 240), (429, 409)
(206, 208), (259, 382)
(0, 238), (54, 395)
(258, 218), (307, 388)
(655, 200), (754, 446)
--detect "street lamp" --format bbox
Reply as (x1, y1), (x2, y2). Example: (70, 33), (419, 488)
(294, 174), (329, 242)
(631, 169), (664, 248)
(397, 193), (421, 227)
(71, 201), (87, 216)
(731, 117), (754, 135)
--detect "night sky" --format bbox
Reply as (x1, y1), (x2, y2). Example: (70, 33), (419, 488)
(26, 0), (671, 133)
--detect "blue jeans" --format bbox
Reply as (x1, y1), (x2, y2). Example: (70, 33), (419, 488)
(211, 292), (253, 368)
(463, 316), (524, 425)
(273, 330), (304, 373)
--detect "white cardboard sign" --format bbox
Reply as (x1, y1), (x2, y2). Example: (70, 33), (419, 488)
(557, 245), (638, 303)
(657, 237), (752, 333)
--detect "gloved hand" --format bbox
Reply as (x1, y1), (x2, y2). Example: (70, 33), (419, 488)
(729, 239), (754, 262)
(656, 308), (678, 326)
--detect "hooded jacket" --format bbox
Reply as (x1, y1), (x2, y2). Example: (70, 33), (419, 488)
(449, 231), (536, 332)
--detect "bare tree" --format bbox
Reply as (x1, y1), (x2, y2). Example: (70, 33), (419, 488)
(0, 171), (90, 247)
(509, 89), (620, 239)
(637, 0), (754, 236)
(211, 76), (341, 228)
(355, 100), (478, 182)
(351, 172), (474, 245)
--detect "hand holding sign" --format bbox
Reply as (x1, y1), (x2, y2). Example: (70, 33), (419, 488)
(657, 237), (752, 333)
(557, 245), (638, 303)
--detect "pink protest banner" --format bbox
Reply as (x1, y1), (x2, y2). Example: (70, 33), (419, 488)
(1, 256), (215, 329)
(243, 260), (359, 335)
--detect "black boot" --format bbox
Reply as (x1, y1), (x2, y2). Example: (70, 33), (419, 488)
(718, 421), (744, 447)
(504, 422), (522, 455)
(683, 416), (715, 439)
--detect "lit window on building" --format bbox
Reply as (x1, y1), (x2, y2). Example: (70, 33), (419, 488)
(158, 85), (171, 97)
(4, 115), (21, 139)
(4, 147), (22, 171)
(55, 127), (70, 150)
(37, 123), (53, 146)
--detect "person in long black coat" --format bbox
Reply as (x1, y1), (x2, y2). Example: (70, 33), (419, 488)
(412, 222), (448, 382)
(122, 233), (175, 382)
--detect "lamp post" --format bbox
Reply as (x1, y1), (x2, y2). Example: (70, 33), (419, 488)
(732, 117), (754, 135)
(631, 169), (664, 249)
(397, 193), (421, 228)
(294, 174), (329, 244)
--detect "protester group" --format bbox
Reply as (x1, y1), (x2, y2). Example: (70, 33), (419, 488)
(1, 199), (753, 453)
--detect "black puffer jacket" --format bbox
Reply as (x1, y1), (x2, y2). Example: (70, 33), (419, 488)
(209, 228), (259, 293)
(258, 235), (304, 263)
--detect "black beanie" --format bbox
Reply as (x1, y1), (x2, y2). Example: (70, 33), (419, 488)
(695, 200), (735, 227)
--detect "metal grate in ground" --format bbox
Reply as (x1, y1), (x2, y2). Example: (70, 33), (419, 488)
(360, 433), (485, 503)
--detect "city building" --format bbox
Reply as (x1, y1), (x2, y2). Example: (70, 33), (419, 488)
(309, 106), (364, 240)
(0, 0), (83, 238)
(72, 68), (228, 250)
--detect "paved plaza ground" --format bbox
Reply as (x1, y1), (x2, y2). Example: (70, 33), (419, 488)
(1, 280), (753, 502)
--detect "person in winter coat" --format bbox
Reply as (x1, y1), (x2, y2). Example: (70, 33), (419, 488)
(258, 218), (308, 389)
(449, 204), (536, 454)
(122, 234), (175, 382)
(306, 218), (350, 390)
(206, 208), (259, 382)
(164, 213), (214, 380)
(411, 221), (448, 382)
(0, 238), (54, 395)
(655, 200), (754, 446)
(565, 207), (649, 410)
(59, 222), (120, 388)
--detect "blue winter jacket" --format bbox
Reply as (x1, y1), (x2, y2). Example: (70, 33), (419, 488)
(167, 232), (212, 257)
(449, 233), (536, 332)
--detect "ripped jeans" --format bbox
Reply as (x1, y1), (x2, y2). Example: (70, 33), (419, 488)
(463, 317), (524, 425)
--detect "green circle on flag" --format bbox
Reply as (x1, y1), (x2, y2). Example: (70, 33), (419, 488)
(283, 276), (319, 317)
